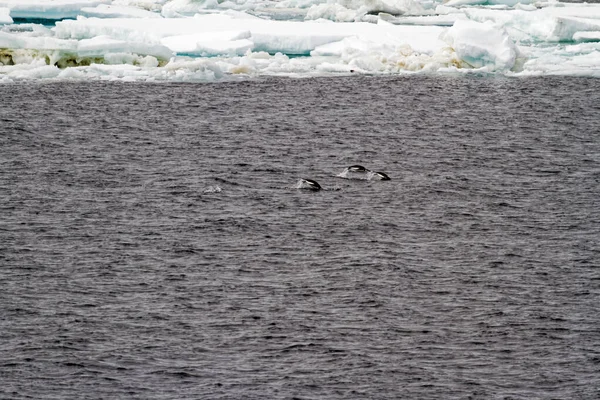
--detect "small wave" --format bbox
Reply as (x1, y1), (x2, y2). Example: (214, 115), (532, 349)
(203, 185), (222, 193)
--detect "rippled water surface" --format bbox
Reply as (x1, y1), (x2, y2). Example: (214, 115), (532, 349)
(1, 76), (600, 399)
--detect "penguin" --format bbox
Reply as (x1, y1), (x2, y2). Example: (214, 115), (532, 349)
(347, 165), (368, 173)
(299, 178), (322, 191)
(370, 171), (391, 181)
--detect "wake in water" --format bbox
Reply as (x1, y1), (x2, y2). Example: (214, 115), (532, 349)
(337, 165), (391, 181)
(291, 166), (391, 192)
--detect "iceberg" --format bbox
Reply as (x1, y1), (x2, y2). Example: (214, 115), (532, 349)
(1, 0), (600, 81)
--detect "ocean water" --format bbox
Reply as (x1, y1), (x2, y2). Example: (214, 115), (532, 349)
(1, 76), (599, 399)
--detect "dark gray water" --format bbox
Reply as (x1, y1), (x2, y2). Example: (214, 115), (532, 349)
(1, 76), (599, 399)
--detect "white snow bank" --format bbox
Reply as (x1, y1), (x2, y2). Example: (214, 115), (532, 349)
(0, 64), (62, 80)
(443, 19), (518, 70)
(3, 1), (600, 81)
(160, 31), (253, 56)
(53, 13), (447, 55)
(464, 5), (600, 42)
(0, 56), (223, 82)
(305, 4), (356, 22)
(349, 0), (428, 16)
(0, 31), (77, 51)
(445, 0), (532, 7)
(77, 35), (172, 59)
(378, 13), (466, 26)
(80, 4), (162, 18)
(304, 0), (430, 22)
(0, 0), (110, 20)
(573, 31), (600, 42)
(0, 7), (12, 25)
(0, 30), (172, 66)
(1, 11), (458, 76)
(521, 46), (600, 77)
(311, 34), (460, 73)
(112, 0), (168, 12)
(552, 16), (600, 42)
(161, 0), (219, 18)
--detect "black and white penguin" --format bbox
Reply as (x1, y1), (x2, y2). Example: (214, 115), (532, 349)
(347, 165), (368, 173)
(370, 171), (391, 181)
(299, 178), (322, 191)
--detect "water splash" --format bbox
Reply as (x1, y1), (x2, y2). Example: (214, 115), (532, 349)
(203, 185), (222, 193)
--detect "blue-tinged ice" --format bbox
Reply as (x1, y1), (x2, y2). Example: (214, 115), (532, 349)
(1, 0), (600, 81)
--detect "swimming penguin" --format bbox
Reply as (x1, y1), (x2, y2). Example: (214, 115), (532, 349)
(337, 165), (390, 181)
(371, 171), (391, 181)
(337, 165), (371, 179)
(299, 178), (322, 191)
(347, 165), (368, 173)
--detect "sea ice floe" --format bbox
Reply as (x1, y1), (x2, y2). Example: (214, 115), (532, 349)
(1, 0), (600, 81)
(304, 0), (429, 22)
(80, 4), (162, 18)
(54, 13), (446, 55)
(0, 7), (12, 25)
(161, 0), (220, 18)
(445, 0), (533, 7)
(464, 5), (600, 42)
(160, 31), (253, 57)
(0, 0), (111, 20)
(443, 19), (518, 71)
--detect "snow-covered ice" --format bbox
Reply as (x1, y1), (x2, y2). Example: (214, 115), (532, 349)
(0, 7), (13, 25)
(443, 19), (518, 71)
(1, 0), (599, 82)
(0, 0), (111, 20)
(80, 4), (162, 19)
